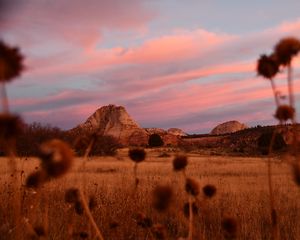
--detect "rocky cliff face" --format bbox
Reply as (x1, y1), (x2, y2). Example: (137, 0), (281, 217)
(72, 104), (184, 146)
(167, 128), (187, 136)
(211, 121), (247, 135)
(72, 105), (148, 145)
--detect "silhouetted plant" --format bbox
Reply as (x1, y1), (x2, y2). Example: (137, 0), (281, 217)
(257, 131), (286, 155)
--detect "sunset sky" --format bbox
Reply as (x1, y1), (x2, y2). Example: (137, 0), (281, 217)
(1, 0), (300, 133)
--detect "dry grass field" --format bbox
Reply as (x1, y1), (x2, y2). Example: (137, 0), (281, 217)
(0, 148), (300, 240)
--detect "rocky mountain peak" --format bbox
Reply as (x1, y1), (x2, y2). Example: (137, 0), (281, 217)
(211, 120), (247, 135)
(74, 104), (148, 145)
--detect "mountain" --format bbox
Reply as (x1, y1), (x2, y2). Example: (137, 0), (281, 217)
(71, 104), (182, 146)
(72, 104), (148, 145)
(211, 120), (247, 135)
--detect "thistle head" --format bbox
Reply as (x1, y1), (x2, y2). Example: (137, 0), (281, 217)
(257, 54), (279, 79)
(274, 105), (295, 122)
(274, 37), (300, 65)
(128, 148), (146, 163)
(0, 40), (24, 82)
(221, 216), (238, 239)
(39, 139), (74, 178)
(202, 184), (217, 198)
(172, 155), (188, 171)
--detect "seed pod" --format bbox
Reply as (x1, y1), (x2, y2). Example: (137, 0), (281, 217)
(275, 105), (294, 122)
(274, 37), (300, 65)
(202, 184), (217, 198)
(257, 54), (279, 79)
(173, 155), (188, 171)
(39, 139), (74, 178)
(25, 170), (47, 188)
(128, 148), (146, 163)
(221, 217), (238, 239)
(0, 40), (24, 82)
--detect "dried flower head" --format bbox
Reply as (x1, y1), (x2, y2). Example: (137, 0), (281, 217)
(274, 37), (300, 65)
(274, 105), (295, 121)
(173, 155), (188, 171)
(65, 188), (80, 203)
(25, 170), (47, 188)
(0, 113), (23, 139)
(183, 202), (199, 218)
(221, 217), (238, 239)
(0, 40), (24, 82)
(33, 225), (47, 237)
(151, 224), (167, 240)
(292, 162), (300, 186)
(257, 54), (279, 79)
(88, 195), (97, 211)
(136, 212), (153, 228)
(74, 201), (84, 215)
(128, 148), (146, 163)
(185, 178), (200, 196)
(78, 232), (89, 239)
(39, 139), (74, 178)
(109, 221), (119, 229)
(202, 184), (217, 198)
(152, 185), (173, 211)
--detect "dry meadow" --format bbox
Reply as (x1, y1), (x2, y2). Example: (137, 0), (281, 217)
(0, 148), (299, 240)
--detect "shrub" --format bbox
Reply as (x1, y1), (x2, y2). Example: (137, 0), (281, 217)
(148, 133), (164, 147)
(74, 133), (121, 156)
(257, 130), (287, 155)
(16, 122), (65, 156)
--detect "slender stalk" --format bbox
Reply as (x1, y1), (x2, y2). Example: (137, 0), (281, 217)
(79, 189), (105, 240)
(287, 63), (294, 108)
(1, 82), (9, 113)
(267, 128), (279, 240)
(187, 195), (194, 240)
(80, 138), (95, 192)
(133, 162), (139, 188)
(270, 78), (280, 107)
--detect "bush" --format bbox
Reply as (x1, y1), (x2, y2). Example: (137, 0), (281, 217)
(148, 133), (164, 147)
(257, 130), (287, 155)
(16, 122), (65, 156)
(74, 133), (121, 156)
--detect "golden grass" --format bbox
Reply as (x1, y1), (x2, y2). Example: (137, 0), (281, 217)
(0, 149), (299, 239)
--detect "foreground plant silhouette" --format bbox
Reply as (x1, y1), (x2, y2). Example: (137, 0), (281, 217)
(257, 36), (300, 240)
(0, 40), (24, 240)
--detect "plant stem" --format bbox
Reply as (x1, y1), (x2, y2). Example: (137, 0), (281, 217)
(287, 63), (294, 108)
(270, 79), (280, 107)
(187, 195), (194, 240)
(79, 189), (105, 240)
(267, 128), (279, 240)
(0, 82), (9, 113)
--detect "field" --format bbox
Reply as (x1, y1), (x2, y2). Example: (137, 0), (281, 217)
(0, 148), (300, 240)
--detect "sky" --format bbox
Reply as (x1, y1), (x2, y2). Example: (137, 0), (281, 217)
(1, 0), (300, 134)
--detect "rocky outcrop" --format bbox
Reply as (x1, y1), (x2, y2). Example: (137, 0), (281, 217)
(71, 104), (186, 146)
(211, 121), (247, 135)
(167, 128), (187, 136)
(72, 105), (148, 145)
